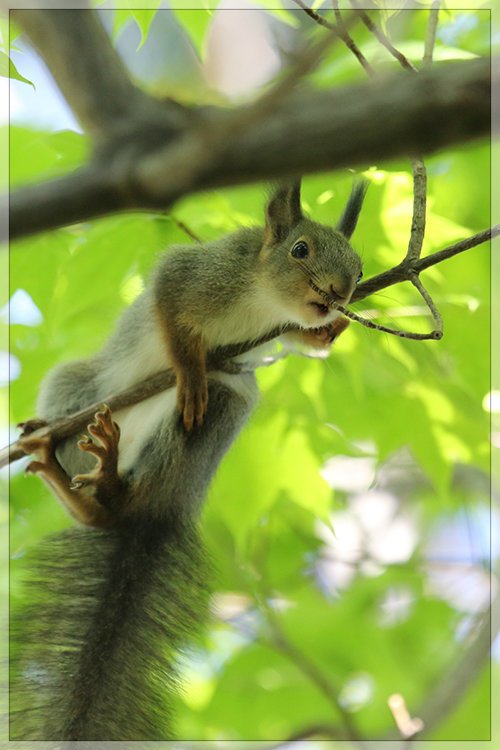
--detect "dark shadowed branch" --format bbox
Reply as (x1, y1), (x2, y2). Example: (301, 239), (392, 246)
(4, 5), (493, 240)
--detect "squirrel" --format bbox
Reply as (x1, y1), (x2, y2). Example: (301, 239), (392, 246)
(10, 178), (367, 742)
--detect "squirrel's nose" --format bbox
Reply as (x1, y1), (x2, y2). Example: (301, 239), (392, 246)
(329, 280), (353, 305)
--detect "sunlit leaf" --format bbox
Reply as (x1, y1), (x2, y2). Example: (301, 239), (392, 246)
(171, 8), (213, 59)
(0, 51), (34, 87)
(131, 8), (159, 49)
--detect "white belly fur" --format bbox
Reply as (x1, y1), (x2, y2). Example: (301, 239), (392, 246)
(114, 388), (177, 473)
(109, 315), (264, 474)
(114, 371), (259, 474)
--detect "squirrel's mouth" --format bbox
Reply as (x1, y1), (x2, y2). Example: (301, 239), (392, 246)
(308, 300), (331, 318)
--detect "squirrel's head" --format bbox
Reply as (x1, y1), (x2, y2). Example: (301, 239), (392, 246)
(260, 179), (366, 329)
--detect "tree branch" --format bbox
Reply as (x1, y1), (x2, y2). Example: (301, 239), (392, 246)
(422, 1), (442, 69)
(405, 157), (427, 262)
(292, 0), (375, 76)
(380, 598), (497, 741)
(10, 8), (188, 146)
(349, 0), (418, 72)
(409, 271), (443, 338)
(259, 596), (364, 745)
(1, 326), (291, 469)
(352, 225), (500, 303)
(331, 0), (375, 76)
(8, 56), (493, 240)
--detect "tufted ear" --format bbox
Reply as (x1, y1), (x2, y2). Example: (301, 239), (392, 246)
(264, 180), (303, 245)
(337, 179), (369, 240)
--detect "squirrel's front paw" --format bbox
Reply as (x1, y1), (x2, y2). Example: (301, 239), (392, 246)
(177, 374), (208, 430)
(301, 317), (350, 349)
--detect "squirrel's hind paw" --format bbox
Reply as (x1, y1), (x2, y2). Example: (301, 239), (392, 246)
(72, 405), (122, 501)
(17, 418), (48, 438)
(19, 432), (59, 478)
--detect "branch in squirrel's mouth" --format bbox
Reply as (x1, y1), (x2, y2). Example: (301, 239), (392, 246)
(307, 279), (443, 341)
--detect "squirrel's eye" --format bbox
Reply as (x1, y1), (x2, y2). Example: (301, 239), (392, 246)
(357, 270), (363, 283)
(291, 241), (309, 259)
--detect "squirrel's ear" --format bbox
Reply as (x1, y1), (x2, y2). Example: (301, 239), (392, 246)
(264, 180), (303, 244)
(337, 179), (369, 240)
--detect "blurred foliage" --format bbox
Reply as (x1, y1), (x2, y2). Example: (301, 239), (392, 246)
(6, 4), (494, 745)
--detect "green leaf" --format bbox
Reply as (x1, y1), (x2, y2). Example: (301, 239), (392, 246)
(0, 51), (34, 87)
(0, 17), (22, 51)
(110, 3), (160, 48)
(9, 127), (89, 186)
(131, 8), (160, 50)
(171, 8), (213, 59)
(111, 8), (133, 41)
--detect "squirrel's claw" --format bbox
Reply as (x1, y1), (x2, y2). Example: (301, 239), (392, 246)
(177, 377), (208, 431)
(72, 405), (121, 496)
(17, 418), (48, 438)
(18, 432), (54, 462)
(24, 460), (46, 477)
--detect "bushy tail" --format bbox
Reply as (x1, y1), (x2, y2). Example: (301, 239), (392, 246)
(10, 511), (210, 744)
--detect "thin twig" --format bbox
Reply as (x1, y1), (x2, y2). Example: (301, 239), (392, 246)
(405, 157), (427, 262)
(409, 271), (443, 337)
(291, 0), (338, 32)
(349, 0), (418, 72)
(415, 224), (499, 272)
(331, 0), (376, 76)
(260, 598), (364, 744)
(170, 216), (201, 243)
(352, 225), (499, 303)
(323, 298), (443, 340)
(292, 0), (375, 76)
(422, 1), (442, 68)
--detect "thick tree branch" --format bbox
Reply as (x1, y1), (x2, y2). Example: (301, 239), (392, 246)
(8, 56), (493, 240)
(10, 8), (188, 146)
